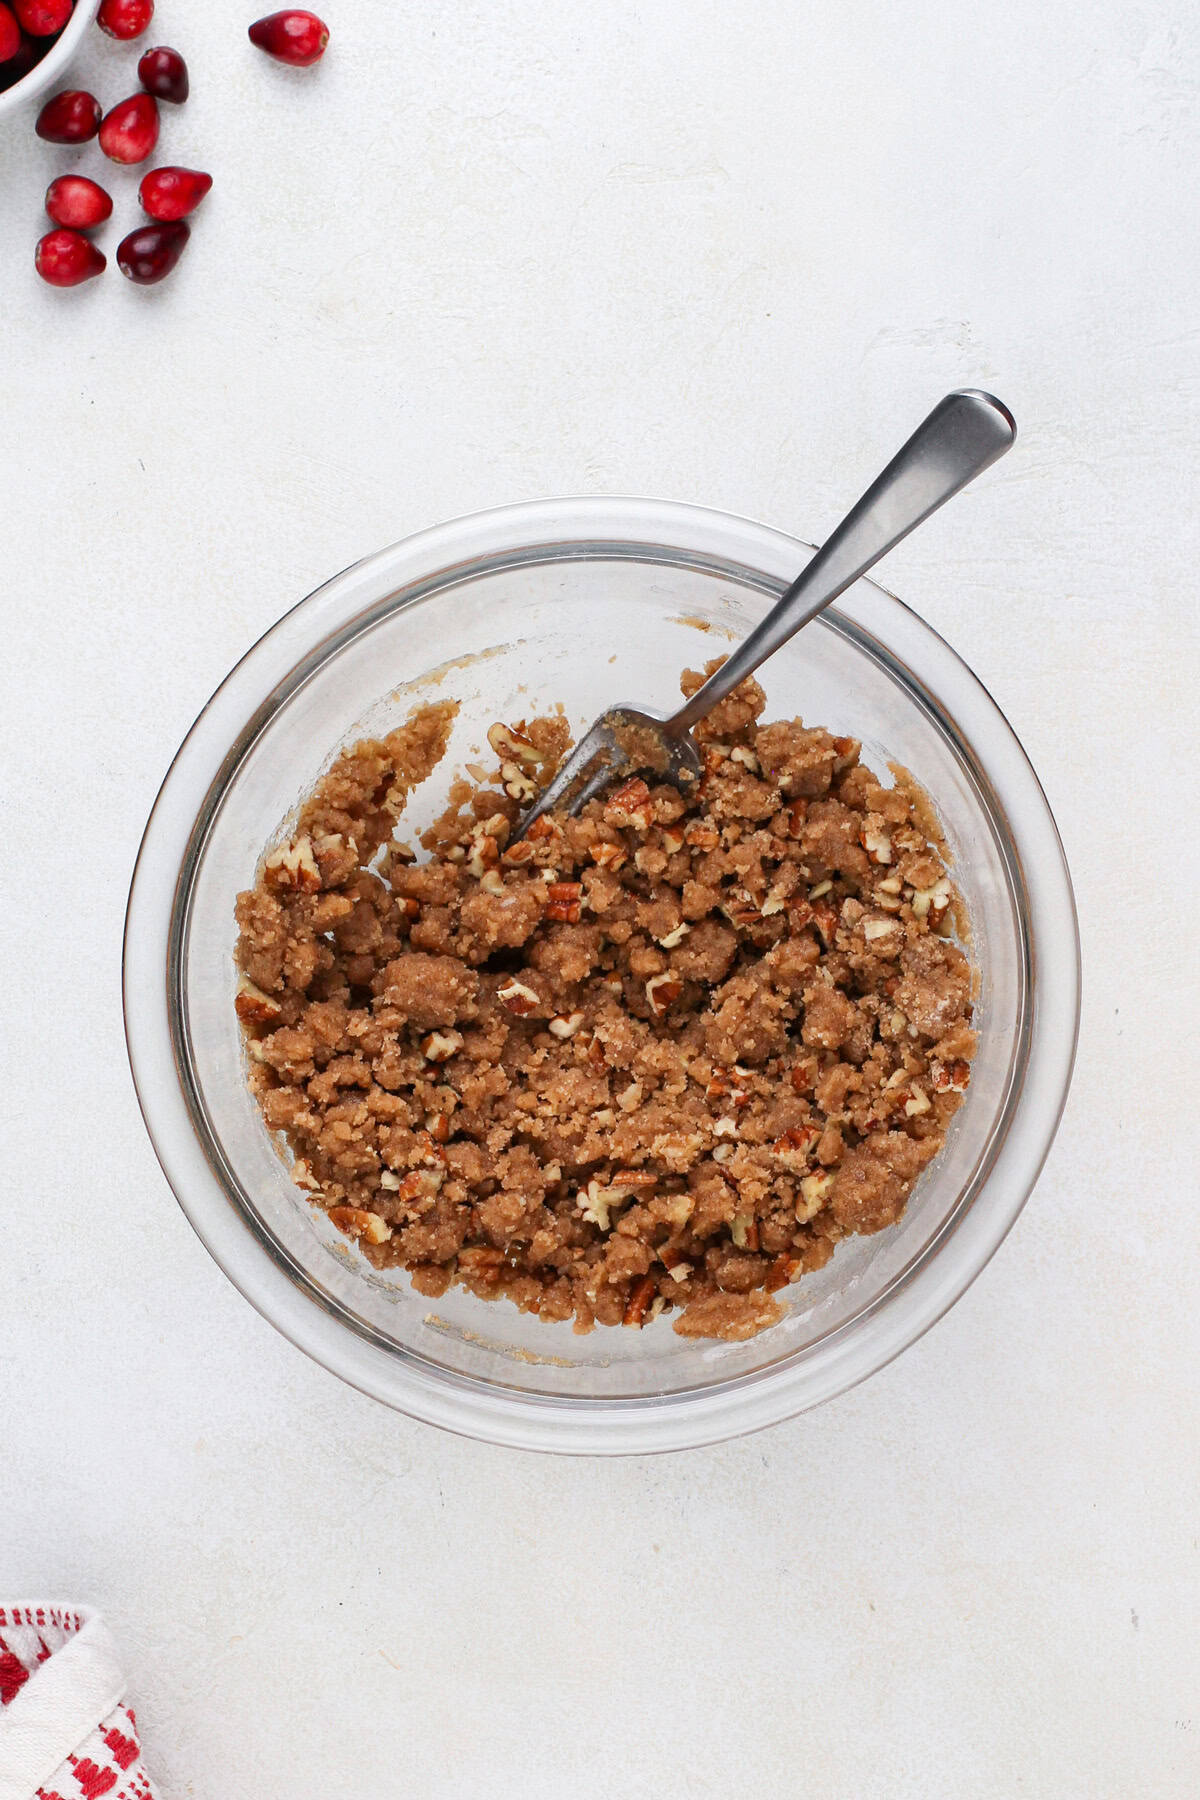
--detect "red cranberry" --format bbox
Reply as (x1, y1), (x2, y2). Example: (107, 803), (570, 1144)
(14, 0), (70, 34)
(96, 0), (151, 37)
(137, 42), (186, 102)
(139, 165), (211, 221)
(0, 28), (36, 88)
(35, 88), (102, 142)
(117, 219), (189, 284)
(36, 228), (106, 287)
(0, 3), (21, 60)
(98, 91), (159, 163)
(248, 9), (328, 66)
(45, 174), (113, 229)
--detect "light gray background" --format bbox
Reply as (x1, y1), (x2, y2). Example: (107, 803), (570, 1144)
(2, 2), (1197, 1795)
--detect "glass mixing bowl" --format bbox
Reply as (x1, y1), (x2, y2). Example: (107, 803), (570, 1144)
(123, 498), (1079, 1454)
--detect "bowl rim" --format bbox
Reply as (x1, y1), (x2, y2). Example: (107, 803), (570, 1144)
(123, 496), (1081, 1454)
(0, 0), (99, 120)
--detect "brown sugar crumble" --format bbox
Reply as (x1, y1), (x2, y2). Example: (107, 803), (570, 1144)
(234, 661), (977, 1341)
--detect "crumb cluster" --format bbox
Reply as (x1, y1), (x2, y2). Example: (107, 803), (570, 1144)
(235, 662), (976, 1340)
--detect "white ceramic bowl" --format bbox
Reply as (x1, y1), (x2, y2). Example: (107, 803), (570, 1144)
(0, 0), (99, 123)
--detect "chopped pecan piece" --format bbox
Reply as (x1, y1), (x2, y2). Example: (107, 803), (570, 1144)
(797, 1170), (834, 1219)
(611, 1169), (658, 1195)
(263, 834), (321, 892)
(328, 1205), (391, 1245)
(466, 830), (500, 878)
(487, 721), (543, 767)
(604, 778), (654, 831)
(764, 1252), (801, 1293)
(862, 819), (893, 864)
(622, 1274), (657, 1327)
(772, 1124), (820, 1169)
(590, 840), (628, 871)
(706, 1066), (750, 1108)
(789, 1057), (819, 1095)
(544, 880), (583, 923)
(497, 977), (541, 1016)
(645, 973), (683, 1015)
(930, 1058), (971, 1093)
(501, 761), (536, 802)
(911, 877), (953, 918)
(812, 899), (839, 945)
(235, 979), (282, 1025)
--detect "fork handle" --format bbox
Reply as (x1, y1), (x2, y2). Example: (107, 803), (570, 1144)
(666, 389), (1016, 736)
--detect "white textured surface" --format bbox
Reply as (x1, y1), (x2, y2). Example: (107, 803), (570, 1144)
(2, 1), (1198, 1795)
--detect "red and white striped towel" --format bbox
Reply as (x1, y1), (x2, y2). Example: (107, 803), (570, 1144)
(0, 1605), (156, 1800)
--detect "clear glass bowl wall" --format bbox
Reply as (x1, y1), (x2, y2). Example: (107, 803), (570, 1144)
(125, 500), (1079, 1453)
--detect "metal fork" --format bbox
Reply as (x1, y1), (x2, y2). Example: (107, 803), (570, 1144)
(511, 389), (1015, 841)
